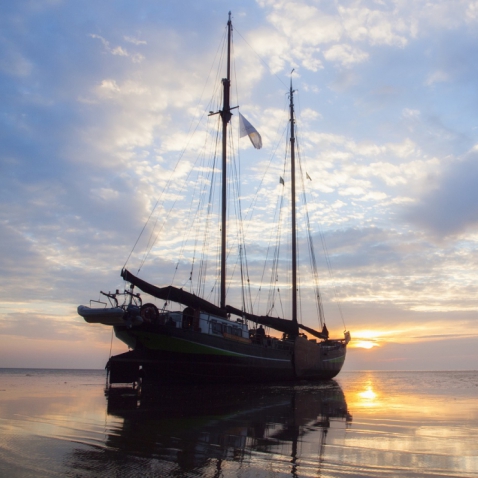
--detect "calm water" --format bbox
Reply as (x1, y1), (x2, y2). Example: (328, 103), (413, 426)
(0, 369), (477, 477)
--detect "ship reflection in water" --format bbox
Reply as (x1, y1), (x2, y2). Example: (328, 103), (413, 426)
(2, 370), (478, 477)
(99, 381), (351, 476)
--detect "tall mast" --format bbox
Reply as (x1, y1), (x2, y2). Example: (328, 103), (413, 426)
(220, 12), (232, 309)
(289, 74), (298, 325)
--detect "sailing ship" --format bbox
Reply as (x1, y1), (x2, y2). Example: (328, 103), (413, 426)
(78, 13), (351, 385)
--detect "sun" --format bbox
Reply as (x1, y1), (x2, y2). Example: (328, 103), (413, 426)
(350, 330), (382, 349)
(354, 340), (377, 349)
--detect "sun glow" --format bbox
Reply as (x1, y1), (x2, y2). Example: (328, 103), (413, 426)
(350, 330), (381, 349)
(354, 340), (377, 349)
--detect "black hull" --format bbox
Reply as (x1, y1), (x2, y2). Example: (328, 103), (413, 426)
(108, 349), (296, 385)
(107, 326), (347, 385)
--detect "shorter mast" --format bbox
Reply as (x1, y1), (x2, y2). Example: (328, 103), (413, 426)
(289, 74), (298, 326)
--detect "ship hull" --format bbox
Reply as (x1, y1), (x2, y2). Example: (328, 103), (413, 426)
(108, 325), (346, 385)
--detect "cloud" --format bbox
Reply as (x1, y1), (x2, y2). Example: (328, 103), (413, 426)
(403, 151), (478, 237)
(323, 44), (369, 66)
(338, 3), (411, 47)
(90, 34), (144, 63)
(425, 70), (450, 86)
(124, 35), (147, 46)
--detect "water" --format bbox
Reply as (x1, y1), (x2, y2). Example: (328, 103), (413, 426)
(0, 369), (477, 477)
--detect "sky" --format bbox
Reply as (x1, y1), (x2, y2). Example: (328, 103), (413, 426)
(1, 0), (478, 370)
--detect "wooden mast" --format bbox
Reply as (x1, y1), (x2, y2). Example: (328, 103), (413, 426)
(220, 12), (232, 309)
(289, 74), (298, 326)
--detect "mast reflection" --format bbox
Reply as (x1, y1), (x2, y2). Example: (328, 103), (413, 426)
(100, 381), (352, 476)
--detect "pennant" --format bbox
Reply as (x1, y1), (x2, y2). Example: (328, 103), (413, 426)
(239, 113), (262, 149)
(306, 172), (312, 181)
(280, 176), (284, 185)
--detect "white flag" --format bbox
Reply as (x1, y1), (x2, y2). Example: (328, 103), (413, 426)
(239, 113), (262, 149)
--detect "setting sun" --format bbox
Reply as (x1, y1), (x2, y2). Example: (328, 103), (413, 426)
(350, 330), (381, 349)
(354, 340), (377, 349)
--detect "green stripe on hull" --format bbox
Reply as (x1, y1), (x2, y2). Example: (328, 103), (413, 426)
(133, 331), (241, 356)
(131, 331), (291, 363)
(323, 355), (346, 364)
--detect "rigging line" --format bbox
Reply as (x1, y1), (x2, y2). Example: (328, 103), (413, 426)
(225, 124), (250, 306)
(318, 224), (347, 330)
(239, 245), (247, 314)
(231, 134), (251, 313)
(229, 113), (255, 316)
(277, 285), (285, 320)
(197, 121), (221, 298)
(127, 27), (228, 273)
(225, 124), (237, 300)
(247, 115), (289, 311)
(194, 29), (232, 300)
(251, 101), (289, 313)
(229, 33), (253, 314)
(266, 120), (290, 315)
(298, 266), (303, 325)
(294, 108), (346, 331)
(239, 100), (291, 315)
(206, 233), (221, 307)
(203, 114), (226, 304)
(137, 105), (218, 275)
(241, 95), (289, 227)
(266, 179), (283, 311)
(295, 94), (347, 330)
(182, 154), (208, 289)
(231, 22), (283, 315)
(197, 90), (227, 295)
(141, 42), (227, 270)
(252, 174), (283, 311)
(226, 61), (243, 296)
(231, 29), (240, 121)
(231, 42), (254, 316)
(297, 136), (326, 328)
(236, 217), (254, 315)
(265, 130), (289, 315)
(174, 123), (213, 287)
(294, 155), (307, 327)
(234, 27), (288, 89)
(297, 134), (323, 313)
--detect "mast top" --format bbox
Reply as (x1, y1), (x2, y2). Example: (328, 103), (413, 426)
(289, 69), (296, 98)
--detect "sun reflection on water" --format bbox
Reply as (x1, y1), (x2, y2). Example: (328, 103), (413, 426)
(357, 382), (378, 407)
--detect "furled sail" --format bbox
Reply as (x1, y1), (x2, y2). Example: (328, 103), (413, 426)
(298, 322), (329, 340)
(121, 269), (227, 318)
(122, 269), (327, 339)
(225, 305), (299, 336)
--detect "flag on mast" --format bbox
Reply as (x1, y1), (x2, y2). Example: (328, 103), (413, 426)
(239, 113), (262, 149)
